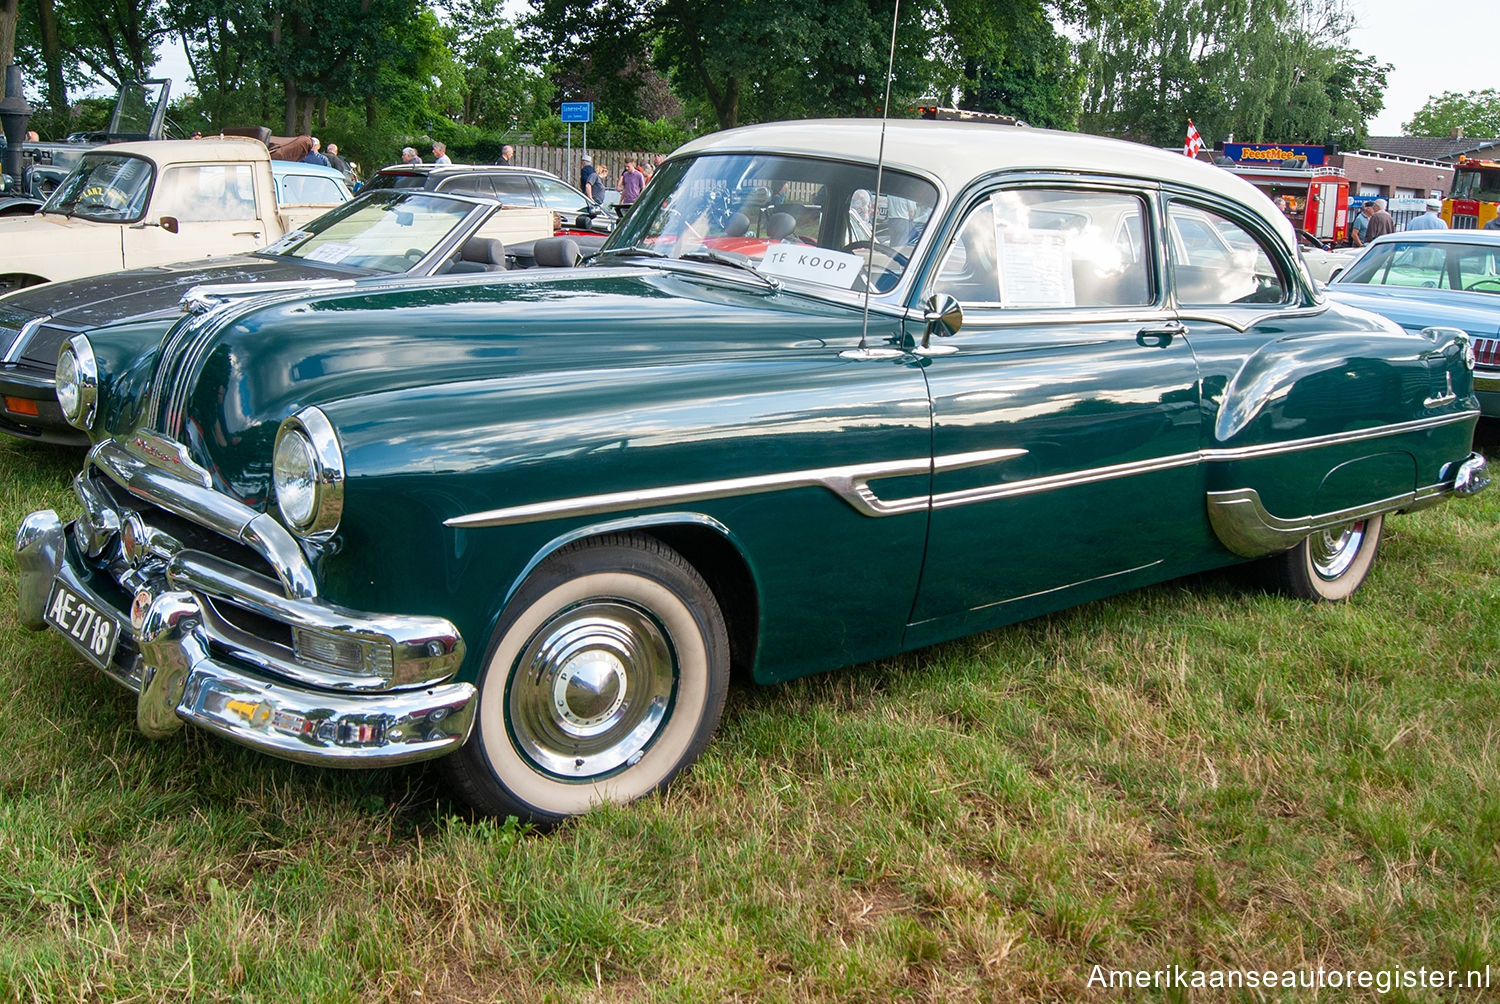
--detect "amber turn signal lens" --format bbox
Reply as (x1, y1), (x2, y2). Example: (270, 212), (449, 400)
(4, 396), (38, 416)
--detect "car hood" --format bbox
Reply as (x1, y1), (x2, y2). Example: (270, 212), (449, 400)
(2, 255), (362, 333)
(119, 264), (871, 503)
(0, 213), (124, 283)
(1324, 285), (1500, 337)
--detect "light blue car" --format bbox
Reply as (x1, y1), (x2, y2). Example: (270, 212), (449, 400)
(271, 159), (354, 206)
(1325, 230), (1500, 417)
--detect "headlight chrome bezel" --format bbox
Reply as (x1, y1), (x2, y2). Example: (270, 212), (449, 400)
(273, 407), (345, 540)
(56, 334), (100, 430)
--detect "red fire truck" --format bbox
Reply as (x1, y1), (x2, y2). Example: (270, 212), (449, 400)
(1220, 161), (1352, 244)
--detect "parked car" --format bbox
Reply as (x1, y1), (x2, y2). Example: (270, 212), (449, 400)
(360, 162), (614, 235)
(0, 138), (354, 292)
(16, 119), (1489, 825)
(0, 188), (556, 444)
(1323, 230), (1500, 416)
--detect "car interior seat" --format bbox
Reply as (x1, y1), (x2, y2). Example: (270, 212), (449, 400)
(532, 237), (582, 268)
(450, 236), (508, 272)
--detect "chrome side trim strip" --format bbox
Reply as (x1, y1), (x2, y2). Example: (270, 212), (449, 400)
(1201, 412), (1475, 462)
(444, 447), (1029, 529)
(931, 453), (1199, 509)
(445, 412), (1478, 529)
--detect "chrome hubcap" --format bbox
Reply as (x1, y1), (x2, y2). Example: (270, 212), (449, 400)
(1309, 520), (1365, 580)
(508, 601), (675, 780)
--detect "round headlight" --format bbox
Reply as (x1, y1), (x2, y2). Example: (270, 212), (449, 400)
(56, 335), (99, 430)
(272, 407), (344, 538)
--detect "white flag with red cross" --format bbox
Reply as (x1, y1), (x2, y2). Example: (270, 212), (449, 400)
(1183, 120), (1204, 158)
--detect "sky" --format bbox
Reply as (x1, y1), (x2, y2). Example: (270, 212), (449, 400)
(1347, 0), (1500, 135)
(145, 0), (1499, 139)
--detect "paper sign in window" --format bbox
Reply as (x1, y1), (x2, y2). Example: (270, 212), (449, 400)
(996, 228), (1075, 308)
(302, 242), (356, 264)
(758, 246), (865, 288)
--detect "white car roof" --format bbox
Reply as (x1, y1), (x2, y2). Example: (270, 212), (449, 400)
(676, 119), (1297, 246)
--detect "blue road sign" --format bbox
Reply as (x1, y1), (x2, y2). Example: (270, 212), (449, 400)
(560, 102), (593, 124)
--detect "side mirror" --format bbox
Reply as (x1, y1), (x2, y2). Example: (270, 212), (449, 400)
(160, 216), (179, 234)
(923, 293), (962, 343)
(914, 293), (962, 357)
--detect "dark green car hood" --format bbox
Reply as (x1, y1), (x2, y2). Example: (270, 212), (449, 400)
(131, 264), (873, 504)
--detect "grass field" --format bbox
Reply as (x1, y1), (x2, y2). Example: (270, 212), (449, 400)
(0, 427), (1496, 1003)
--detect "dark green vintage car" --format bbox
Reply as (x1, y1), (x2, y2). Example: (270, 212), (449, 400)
(16, 120), (1491, 823)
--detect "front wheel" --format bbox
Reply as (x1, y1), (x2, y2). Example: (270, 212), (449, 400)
(1264, 514), (1383, 602)
(445, 533), (730, 824)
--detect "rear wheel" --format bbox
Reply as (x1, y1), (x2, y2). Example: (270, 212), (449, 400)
(1265, 514), (1383, 602)
(445, 533), (730, 825)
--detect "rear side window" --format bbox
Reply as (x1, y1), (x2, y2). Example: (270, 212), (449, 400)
(438, 175), (496, 198)
(1168, 202), (1290, 306)
(932, 189), (1152, 308)
(490, 175), (538, 203)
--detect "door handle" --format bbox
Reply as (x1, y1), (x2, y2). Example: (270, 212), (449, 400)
(1136, 321), (1185, 347)
(233, 230), (263, 238)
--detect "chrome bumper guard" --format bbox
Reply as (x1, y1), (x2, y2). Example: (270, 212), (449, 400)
(17, 506), (477, 768)
(1208, 451), (1490, 558)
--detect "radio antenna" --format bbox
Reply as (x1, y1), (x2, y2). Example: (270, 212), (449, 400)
(844, 0), (905, 360)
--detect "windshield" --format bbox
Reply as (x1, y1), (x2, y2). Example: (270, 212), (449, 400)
(606, 153), (938, 292)
(1336, 240), (1500, 293)
(110, 80), (169, 137)
(42, 154), (155, 222)
(256, 190), (477, 273)
(1452, 166), (1500, 203)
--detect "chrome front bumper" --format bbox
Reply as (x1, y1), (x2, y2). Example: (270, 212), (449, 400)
(17, 508), (476, 767)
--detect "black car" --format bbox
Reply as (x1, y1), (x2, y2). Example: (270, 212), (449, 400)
(360, 163), (615, 235)
(0, 187), (576, 444)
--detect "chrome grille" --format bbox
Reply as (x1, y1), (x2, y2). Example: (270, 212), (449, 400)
(89, 468), (280, 582)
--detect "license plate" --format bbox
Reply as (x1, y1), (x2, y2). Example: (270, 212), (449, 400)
(44, 580), (122, 671)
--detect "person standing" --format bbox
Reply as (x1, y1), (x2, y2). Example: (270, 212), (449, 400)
(1350, 202), (1372, 246)
(589, 163), (610, 204)
(498, 144), (515, 166)
(618, 157), (645, 209)
(401, 147), (422, 165)
(326, 143), (351, 176)
(1404, 198), (1448, 231)
(432, 142), (451, 165)
(1365, 199), (1397, 241)
(301, 137), (330, 167)
(580, 154), (596, 193)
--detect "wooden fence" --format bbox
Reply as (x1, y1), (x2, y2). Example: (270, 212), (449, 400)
(481, 144), (663, 192)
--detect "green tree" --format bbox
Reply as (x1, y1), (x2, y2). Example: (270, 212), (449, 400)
(1077, 0), (1386, 148)
(442, 0), (551, 132)
(1404, 89), (1500, 138)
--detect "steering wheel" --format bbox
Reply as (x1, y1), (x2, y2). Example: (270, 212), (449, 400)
(404, 247), (425, 263)
(842, 240), (910, 291)
(1466, 279), (1500, 292)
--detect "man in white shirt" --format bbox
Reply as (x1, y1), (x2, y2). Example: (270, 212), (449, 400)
(1404, 198), (1448, 231)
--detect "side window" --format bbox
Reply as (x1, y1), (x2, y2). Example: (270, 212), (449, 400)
(532, 178), (592, 212)
(490, 175), (536, 204)
(932, 189), (1151, 308)
(279, 175), (345, 204)
(1168, 203), (1289, 306)
(438, 175), (496, 198)
(158, 164), (259, 222)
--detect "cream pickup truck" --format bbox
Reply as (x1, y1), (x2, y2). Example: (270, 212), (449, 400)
(0, 137), (352, 292)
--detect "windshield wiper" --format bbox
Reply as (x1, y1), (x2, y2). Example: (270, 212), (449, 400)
(593, 245), (667, 261)
(677, 249), (781, 290)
